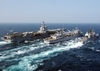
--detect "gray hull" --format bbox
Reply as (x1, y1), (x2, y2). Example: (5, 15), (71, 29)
(44, 35), (81, 44)
(2, 29), (66, 43)
(11, 35), (50, 43)
(82, 37), (98, 44)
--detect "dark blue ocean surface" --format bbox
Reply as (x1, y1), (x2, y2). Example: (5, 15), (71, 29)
(0, 23), (100, 71)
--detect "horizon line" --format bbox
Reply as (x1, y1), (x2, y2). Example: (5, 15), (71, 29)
(0, 23), (100, 24)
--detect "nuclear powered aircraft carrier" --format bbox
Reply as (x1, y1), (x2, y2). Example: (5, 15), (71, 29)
(1, 21), (66, 43)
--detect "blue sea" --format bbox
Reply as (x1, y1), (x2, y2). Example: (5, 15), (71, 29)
(0, 23), (100, 71)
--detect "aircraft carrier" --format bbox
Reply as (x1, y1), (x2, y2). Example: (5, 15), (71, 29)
(1, 21), (66, 43)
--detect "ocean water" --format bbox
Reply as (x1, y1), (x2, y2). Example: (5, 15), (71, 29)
(0, 23), (100, 71)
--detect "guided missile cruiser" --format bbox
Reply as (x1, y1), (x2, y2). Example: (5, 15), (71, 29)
(81, 28), (99, 44)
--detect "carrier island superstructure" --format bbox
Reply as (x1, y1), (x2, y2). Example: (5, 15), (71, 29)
(1, 22), (66, 43)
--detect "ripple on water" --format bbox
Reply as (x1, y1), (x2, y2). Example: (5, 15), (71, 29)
(2, 38), (83, 71)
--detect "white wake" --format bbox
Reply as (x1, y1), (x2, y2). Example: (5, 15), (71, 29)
(3, 38), (83, 71)
(0, 41), (11, 45)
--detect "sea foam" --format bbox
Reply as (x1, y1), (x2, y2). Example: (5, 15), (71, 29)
(3, 39), (83, 71)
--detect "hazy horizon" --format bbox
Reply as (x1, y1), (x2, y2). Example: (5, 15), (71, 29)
(0, 0), (100, 23)
(0, 23), (100, 25)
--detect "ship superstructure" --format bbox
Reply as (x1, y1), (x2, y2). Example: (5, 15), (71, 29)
(81, 29), (98, 44)
(44, 28), (83, 44)
(1, 21), (66, 43)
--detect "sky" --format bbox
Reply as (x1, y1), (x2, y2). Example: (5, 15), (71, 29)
(0, 0), (100, 23)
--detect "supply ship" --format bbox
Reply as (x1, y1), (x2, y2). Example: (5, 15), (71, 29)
(81, 29), (99, 44)
(1, 21), (66, 43)
(44, 28), (83, 44)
